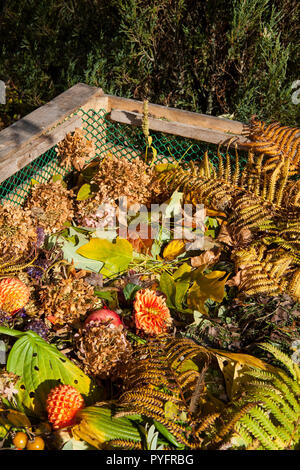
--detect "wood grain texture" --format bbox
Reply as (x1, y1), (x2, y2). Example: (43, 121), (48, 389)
(110, 109), (249, 148)
(0, 84), (104, 183)
(106, 94), (245, 134)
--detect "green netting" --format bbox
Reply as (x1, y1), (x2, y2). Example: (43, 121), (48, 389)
(0, 108), (248, 206)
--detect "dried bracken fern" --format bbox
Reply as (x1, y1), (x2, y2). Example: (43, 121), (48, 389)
(115, 335), (220, 449)
(243, 117), (300, 175)
(155, 118), (300, 300)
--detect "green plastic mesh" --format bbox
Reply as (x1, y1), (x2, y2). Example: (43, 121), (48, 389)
(0, 108), (248, 206)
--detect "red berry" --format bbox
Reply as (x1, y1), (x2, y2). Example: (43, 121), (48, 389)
(84, 308), (122, 328)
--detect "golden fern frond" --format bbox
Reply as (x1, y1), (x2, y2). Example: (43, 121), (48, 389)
(244, 118), (300, 174)
(106, 439), (143, 450)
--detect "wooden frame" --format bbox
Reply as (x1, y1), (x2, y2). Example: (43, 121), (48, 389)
(0, 83), (249, 185)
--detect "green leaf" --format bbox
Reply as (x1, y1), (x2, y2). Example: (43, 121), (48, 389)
(153, 420), (183, 448)
(94, 289), (119, 310)
(77, 183), (92, 201)
(159, 272), (176, 308)
(123, 283), (141, 301)
(71, 406), (142, 449)
(49, 230), (104, 273)
(77, 237), (133, 278)
(6, 331), (101, 417)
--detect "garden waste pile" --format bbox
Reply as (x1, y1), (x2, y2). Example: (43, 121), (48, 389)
(0, 118), (299, 451)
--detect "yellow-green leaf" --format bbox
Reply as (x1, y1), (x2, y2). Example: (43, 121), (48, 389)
(77, 184), (92, 201)
(77, 237), (133, 278)
(71, 406), (142, 449)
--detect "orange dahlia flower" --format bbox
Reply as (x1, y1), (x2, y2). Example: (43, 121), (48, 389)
(133, 288), (172, 335)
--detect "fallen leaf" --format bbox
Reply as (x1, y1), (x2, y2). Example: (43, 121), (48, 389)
(191, 248), (221, 267)
(217, 223), (234, 246)
(163, 239), (186, 260)
(187, 270), (230, 315)
(77, 237), (133, 278)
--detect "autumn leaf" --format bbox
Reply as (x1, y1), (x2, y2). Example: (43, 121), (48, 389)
(191, 248), (221, 267)
(187, 270), (230, 315)
(210, 349), (278, 401)
(163, 239), (185, 260)
(216, 223), (233, 246)
(77, 237), (133, 278)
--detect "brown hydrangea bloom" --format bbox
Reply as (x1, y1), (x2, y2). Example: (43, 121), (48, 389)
(39, 269), (100, 326)
(26, 180), (74, 233)
(76, 153), (163, 227)
(75, 323), (132, 380)
(55, 128), (96, 171)
(0, 202), (37, 258)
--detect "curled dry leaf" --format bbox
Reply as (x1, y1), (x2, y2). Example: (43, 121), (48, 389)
(191, 248), (221, 267)
(217, 223), (233, 246)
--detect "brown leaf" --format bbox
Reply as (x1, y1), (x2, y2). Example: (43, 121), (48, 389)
(217, 223), (233, 246)
(191, 248), (221, 267)
(227, 270), (242, 287)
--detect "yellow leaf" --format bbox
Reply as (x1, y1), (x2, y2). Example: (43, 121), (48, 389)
(211, 349), (277, 400)
(187, 270), (230, 314)
(163, 240), (185, 260)
(77, 237), (133, 278)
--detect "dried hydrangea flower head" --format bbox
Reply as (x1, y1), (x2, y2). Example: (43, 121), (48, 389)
(133, 288), (172, 335)
(55, 128), (96, 171)
(0, 202), (37, 258)
(76, 153), (163, 226)
(75, 320), (132, 380)
(39, 268), (100, 326)
(25, 180), (74, 233)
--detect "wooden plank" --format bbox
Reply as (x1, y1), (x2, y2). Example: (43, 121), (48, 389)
(0, 83), (104, 182)
(0, 115), (83, 184)
(110, 109), (249, 148)
(106, 94), (245, 135)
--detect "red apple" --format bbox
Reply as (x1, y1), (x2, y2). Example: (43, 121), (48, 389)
(84, 307), (122, 328)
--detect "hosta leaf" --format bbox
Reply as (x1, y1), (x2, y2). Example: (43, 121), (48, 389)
(71, 406), (142, 449)
(77, 237), (133, 278)
(6, 331), (101, 417)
